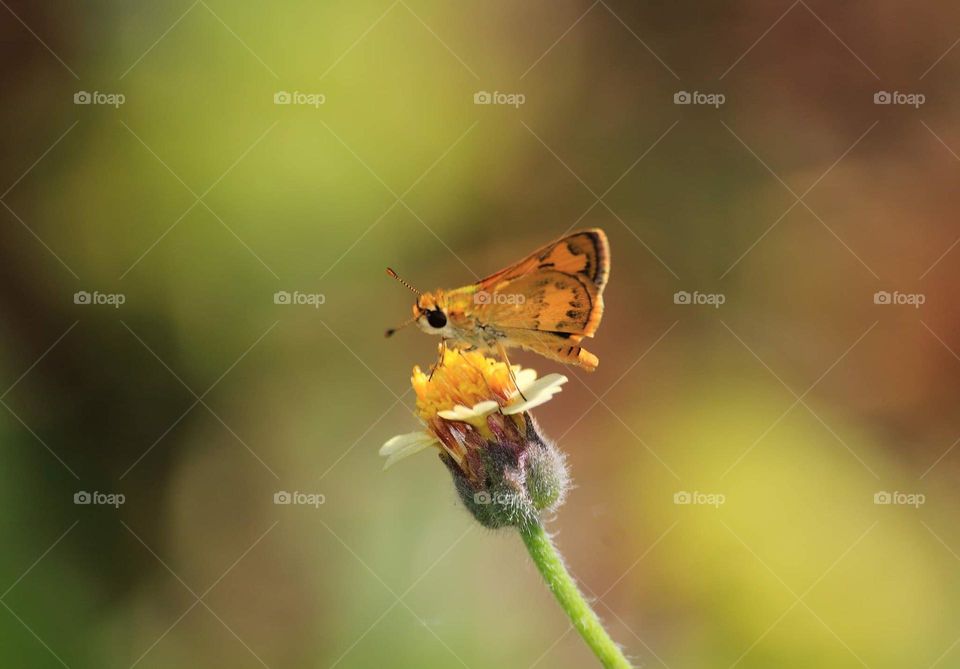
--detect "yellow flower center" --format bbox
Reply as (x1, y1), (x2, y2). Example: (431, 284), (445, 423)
(412, 349), (516, 422)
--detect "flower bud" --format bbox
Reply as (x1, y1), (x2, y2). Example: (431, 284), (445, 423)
(441, 414), (569, 528)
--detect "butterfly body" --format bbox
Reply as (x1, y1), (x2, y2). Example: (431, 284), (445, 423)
(397, 229), (610, 371)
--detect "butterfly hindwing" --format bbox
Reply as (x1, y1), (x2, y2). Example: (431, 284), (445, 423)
(498, 327), (600, 371)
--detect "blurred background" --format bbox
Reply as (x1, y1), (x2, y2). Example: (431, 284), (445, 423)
(1, 1), (959, 667)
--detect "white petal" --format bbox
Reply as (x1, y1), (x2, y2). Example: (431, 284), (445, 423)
(380, 431), (438, 469)
(513, 368), (538, 392)
(502, 373), (568, 415)
(379, 431), (431, 456)
(437, 400), (500, 421)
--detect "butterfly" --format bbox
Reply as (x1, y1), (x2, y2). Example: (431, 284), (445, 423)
(386, 228), (609, 371)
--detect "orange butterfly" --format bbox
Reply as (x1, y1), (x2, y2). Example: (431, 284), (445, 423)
(386, 229), (610, 371)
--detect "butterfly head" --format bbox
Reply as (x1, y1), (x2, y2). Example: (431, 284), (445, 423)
(414, 291), (451, 336)
(385, 267), (453, 339)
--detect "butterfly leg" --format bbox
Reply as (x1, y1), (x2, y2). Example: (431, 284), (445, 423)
(429, 339), (447, 381)
(496, 341), (528, 401)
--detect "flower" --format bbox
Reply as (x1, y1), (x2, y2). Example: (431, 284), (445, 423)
(380, 347), (634, 666)
(380, 348), (570, 527)
(380, 348), (566, 468)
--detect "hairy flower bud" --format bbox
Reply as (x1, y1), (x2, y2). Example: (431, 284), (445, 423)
(441, 414), (569, 528)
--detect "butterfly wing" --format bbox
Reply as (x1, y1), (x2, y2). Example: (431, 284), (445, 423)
(468, 229), (610, 370)
(496, 327), (600, 370)
(474, 229), (609, 335)
(477, 229), (608, 296)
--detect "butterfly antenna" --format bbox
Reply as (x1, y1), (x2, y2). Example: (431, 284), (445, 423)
(386, 268), (421, 296)
(384, 268), (422, 337)
(384, 314), (417, 338)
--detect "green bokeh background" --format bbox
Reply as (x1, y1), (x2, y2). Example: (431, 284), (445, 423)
(2, 2), (960, 667)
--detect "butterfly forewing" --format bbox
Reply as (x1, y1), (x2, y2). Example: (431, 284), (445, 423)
(478, 229), (608, 292)
(472, 229), (609, 337)
(476, 270), (595, 332)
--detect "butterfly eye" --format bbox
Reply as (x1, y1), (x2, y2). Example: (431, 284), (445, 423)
(426, 310), (447, 329)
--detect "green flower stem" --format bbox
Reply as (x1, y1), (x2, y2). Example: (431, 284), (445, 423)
(519, 522), (633, 668)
